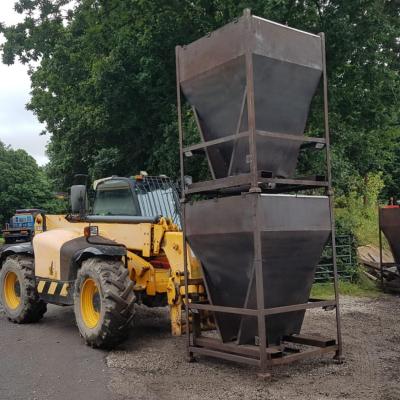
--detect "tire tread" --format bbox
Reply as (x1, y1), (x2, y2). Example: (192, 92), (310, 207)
(1, 255), (47, 323)
(74, 258), (135, 349)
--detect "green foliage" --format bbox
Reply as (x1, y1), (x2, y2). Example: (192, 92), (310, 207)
(336, 172), (384, 246)
(311, 277), (380, 299)
(0, 1), (398, 192)
(0, 141), (66, 225)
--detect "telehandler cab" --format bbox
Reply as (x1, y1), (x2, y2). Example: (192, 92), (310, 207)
(0, 174), (207, 348)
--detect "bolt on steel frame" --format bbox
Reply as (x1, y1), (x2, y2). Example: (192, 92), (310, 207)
(176, 10), (343, 372)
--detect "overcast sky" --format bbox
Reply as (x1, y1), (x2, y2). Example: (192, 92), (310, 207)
(0, 0), (48, 166)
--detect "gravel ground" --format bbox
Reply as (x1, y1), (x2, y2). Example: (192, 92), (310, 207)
(1, 294), (399, 399)
(106, 295), (400, 400)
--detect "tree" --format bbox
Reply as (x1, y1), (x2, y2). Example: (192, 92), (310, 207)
(1, 0), (399, 196)
(0, 141), (65, 226)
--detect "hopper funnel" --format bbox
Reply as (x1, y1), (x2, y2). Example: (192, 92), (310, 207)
(177, 13), (323, 179)
(185, 194), (331, 345)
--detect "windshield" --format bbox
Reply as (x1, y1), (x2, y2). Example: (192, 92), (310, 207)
(93, 180), (139, 216)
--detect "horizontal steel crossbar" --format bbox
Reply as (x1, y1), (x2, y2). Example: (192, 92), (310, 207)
(182, 130), (325, 154)
(183, 131), (249, 153)
(185, 175), (328, 194)
(185, 174), (252, 194)
(189, 336), (338, 367)
(194, 337), (282, 358)
(283, 334), (336, 347)
(189, 303), (258, 316)
(263, 300), (336, 315)
(188, 300), (336, 316)
(269, 345), (338, 366)
(259, 177), (328, 187)
(189, 346), (261, 366)
(256, 130), (326, 144)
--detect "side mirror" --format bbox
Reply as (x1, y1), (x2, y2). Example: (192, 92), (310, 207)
(70, 185), (88, 215)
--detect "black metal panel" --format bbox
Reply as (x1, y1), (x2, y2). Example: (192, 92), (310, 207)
(185, 194), (330, 345)
(238, 230), (330, 345)
(188, 232), (254, 341)
(181, 55), (321, 179)
(181, 57), (246, 178)
(59, 236), (125, 281)
(185, 195), (255, 341)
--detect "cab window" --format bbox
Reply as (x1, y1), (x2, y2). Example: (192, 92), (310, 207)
(93, 180), (139, 216)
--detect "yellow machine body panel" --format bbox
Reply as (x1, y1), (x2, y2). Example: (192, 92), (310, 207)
(125, 250), (169, 296)
(37, 215), (196, 272)
(33, 228), (81, 280)
(162, 231), (202, 279)
(39, 215), (154, 257)
(34, 211), (209, 335)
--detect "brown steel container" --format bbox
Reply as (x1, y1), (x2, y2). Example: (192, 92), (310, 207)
(186, 193), (331, 345)
(178, 14), (323, 179)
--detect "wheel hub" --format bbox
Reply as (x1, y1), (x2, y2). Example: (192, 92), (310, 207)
(80, 278), (101, 329)
(4, 271), (21, 310)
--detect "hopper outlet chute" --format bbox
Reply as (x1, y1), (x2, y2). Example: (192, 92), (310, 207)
(185, 194), (331, 345)
(177, 14), (323, 179)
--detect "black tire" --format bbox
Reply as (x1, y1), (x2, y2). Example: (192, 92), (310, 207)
(0, 255), (47, 323)
(74, 258), (135, 349)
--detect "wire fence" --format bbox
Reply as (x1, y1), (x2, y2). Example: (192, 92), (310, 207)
(315, 235), (356, 282)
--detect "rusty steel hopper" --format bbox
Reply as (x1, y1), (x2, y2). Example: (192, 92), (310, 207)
(379, 206), (400, 267)
(177, 11), (342, 368)
(186, 194), (331, 345)
(178, 14), (323, 178)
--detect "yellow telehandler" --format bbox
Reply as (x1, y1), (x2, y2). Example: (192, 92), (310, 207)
(0, 174), (207, 348)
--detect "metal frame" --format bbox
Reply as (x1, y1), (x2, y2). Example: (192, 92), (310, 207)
(176, 15), (342, 373)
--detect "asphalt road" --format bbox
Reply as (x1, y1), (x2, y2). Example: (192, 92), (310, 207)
(0, 304), (114, 400)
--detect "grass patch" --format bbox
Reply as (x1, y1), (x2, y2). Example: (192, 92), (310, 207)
(0, 237), (4, 245)
(311, 276), (380, 299)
